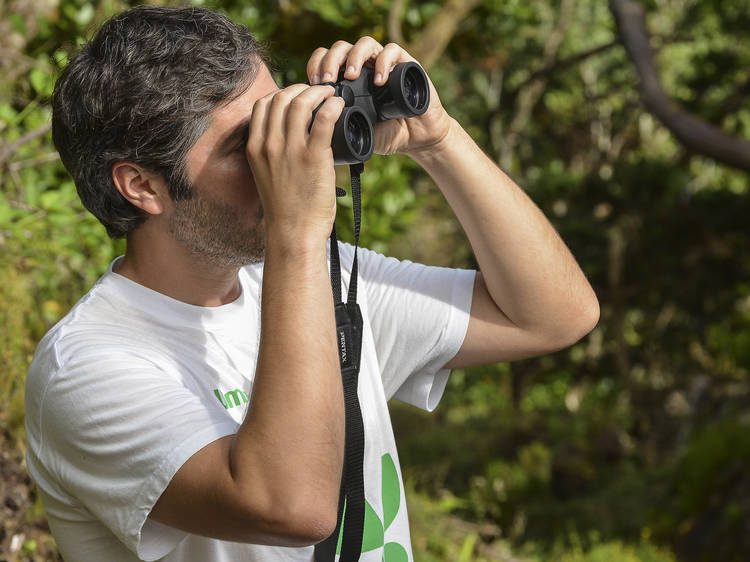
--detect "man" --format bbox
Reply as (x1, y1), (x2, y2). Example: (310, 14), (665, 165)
(25, 5), (599, 562)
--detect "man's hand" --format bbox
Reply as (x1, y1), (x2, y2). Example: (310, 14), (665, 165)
(306, 37), (452, 158)
(246, 83), (346, 252)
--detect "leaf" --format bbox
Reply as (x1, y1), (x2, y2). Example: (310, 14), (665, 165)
(335, 499), (385, 554)
(0, 104), (18, 126)
(40, 190), (64, 211)
(53, 50), (69, 69)
(30, 69), (54, 97)
(362, 500), (384, 552)
(383, 542), (409, 561)
(0, 203), (19, 224)
(75, 4), (95, 27)
(382, 453), (400, 531)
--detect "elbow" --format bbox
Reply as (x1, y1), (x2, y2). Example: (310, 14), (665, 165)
(235, 477), (338, 547)
(578, 293), (600, 338)
(566, 293), (600, 346)
(295, 510), (338, 545)
(543, 293), (600, 352)
(261, 496), (338, 546)
(283, 498), (339, 546)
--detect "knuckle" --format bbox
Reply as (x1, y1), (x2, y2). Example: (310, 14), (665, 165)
(250, 101), (266, 118)
(263, 139), (282, 158)
(289, 96), (310, 110)
(320, 50), (337, 64)
(313, 106), (336, 122)
(315, 102), (342, 123)
(332, 40), (352, 49)
(272, 90), (294, 106)
(278, 86), (296, 98)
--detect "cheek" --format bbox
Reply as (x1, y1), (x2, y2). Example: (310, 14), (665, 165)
(216, 158), (261, 205)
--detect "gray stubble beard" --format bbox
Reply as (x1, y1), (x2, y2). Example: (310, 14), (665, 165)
(169, 194), (266, 269)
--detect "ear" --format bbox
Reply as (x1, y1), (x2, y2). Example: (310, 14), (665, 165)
(112, 162), (167, 216)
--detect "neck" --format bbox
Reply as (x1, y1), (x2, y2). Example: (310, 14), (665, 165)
(116, 222), (243, 307)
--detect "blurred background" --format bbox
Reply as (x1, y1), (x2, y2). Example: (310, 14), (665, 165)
(1, 0), (748, 560)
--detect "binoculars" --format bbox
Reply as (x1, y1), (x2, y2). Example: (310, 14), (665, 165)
(312, 61), (430, 164)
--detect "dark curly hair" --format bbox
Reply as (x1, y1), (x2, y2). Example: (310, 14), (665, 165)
(52, 6), (271, 238)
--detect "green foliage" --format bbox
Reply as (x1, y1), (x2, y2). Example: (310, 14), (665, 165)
(0, 0), (126, 440)
(556, 539), (676, 562)
(0, 260), (35, 435)
(2, 0), (749, 560)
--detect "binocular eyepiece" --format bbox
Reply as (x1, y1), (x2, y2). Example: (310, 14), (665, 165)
(312, 61), (430, 164)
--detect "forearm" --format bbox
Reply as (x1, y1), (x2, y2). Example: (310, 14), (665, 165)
(231, 239), (343, 530)
(410, 118), (598, 340)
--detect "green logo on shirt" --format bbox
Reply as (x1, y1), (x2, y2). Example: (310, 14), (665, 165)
(213, 388), (249, 409)
(336, 453), (409, 561)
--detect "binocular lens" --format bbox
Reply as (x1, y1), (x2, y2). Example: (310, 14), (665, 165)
(403, 67), (428, 111)
(346, 111), (370, 158)
(331, 106), (374, 164)
(375, 62), (430, 121)
(347, 118), (363, 155)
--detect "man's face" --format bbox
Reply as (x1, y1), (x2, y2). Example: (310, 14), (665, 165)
(168, 64), (280, 268)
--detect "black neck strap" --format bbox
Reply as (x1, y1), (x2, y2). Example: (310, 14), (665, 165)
(315, 163), (366, 562)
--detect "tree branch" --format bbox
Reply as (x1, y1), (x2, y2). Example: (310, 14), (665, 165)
(511, 39), (620, 94)
(607, 223), (631, 382)
(0, 122), (52, 166)
(610, 0), (750, 173)
(499, 0), (575, 171)
(387, 0), (407, 45)
(406, 0), (482, 70)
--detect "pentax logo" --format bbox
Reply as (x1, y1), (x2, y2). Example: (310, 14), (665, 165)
(213, 388), (249, 409)
(339, 329), (347, 363)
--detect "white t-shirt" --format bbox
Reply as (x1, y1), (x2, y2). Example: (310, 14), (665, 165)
(25, 243), (474, 561)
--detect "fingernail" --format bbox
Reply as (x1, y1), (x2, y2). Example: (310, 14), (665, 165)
(322, 72), (332, 82)
(312, 74), (320, 84)
(346, 65), (356, 76)
(375, 72), (383, 84)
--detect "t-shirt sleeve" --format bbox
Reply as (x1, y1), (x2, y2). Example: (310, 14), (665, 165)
(34, 344), (238, 561)
(340, 243), (475, 411)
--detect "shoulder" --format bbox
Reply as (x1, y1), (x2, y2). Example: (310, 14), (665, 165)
(32, 274), (140, 368)
(29, 277), (114, 377)
(26, 271), (177, 406)
(336, 241), (473, 298)
(335, 242), (421, 282)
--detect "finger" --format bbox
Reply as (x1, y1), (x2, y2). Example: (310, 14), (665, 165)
(285, 84), (337, 140)
(342, 36), (384, 80)
(373, 42), (412, 86)
(306, 47), (328, 85)
(246, 92), (273, 157)
(307, 95), (346, 152)
(265, 83), (310, 141)
(318, 40), (353, 84)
